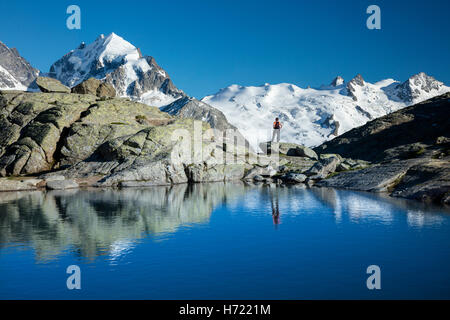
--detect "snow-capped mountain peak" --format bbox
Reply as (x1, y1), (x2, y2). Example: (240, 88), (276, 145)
(202, 73), (450, 150)
(396, 72), (446, 103)
(49, 33), (184, 107)
(346, 74), (366, 101)
(50, 32), (140, 87)
(0, 40), (39, 90)
(330, 76), (344, 87)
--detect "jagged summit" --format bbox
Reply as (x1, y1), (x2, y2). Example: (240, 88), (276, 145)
(330, 76), (344, 87)
(49, 33), (184, 107)
(396, 72), (446, 102)
(2, 34), (449, 151)
(161, 96), (239, 132)
(0, 41), (40, 90)
(351, 74), (365, 85)
(346, 74), (365, 100)
(202, 72), (450, 149)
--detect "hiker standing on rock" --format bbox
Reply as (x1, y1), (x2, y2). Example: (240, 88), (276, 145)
(272, 117), (283, 142)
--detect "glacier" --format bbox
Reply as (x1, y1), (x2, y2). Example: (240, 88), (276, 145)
(202, 73), (449, 149)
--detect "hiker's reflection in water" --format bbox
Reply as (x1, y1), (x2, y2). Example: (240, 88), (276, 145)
(270, 189), (281, 228)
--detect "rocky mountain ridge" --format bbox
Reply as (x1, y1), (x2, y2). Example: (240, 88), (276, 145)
(315, 92), (450, 204)
(48, 33), (185, 107)
(0, 41), (40, 90)
(1, 34), (448, 152)
(1, 79), (448, 205)
(203, 73), (449, 149)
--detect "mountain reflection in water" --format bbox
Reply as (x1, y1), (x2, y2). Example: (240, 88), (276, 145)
(0, 183), (448, 263)
(0, 183), (242, 262)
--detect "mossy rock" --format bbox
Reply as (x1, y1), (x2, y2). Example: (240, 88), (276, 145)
(36, 77), (71, 93)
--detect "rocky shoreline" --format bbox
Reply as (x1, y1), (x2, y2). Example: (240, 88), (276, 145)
(0, 78), (449, 206)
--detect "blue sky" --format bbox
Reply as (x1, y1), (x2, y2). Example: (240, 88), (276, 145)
(1, 0), (449, 98)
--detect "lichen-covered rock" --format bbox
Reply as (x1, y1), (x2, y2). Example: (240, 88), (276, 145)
(46, 179), (79, 190)
(281, 173), (307, 183)
(305, 156), (340, 178)
(97, 82), (116, 98)
(0, 177), (44, 191)
(71, 78), (116, 97)
(187, 163), (246, 183)
(291, 145), (318, 160)
(337, 162), (351, 172)
(278, 155), (316, 173)
(435, 136), (450, 145)
(259, 142), (318, 160)
(320, 153), (343, 162)
(56, 116), (253, 187)
(253, 175), (264, 182)
(0, 91), (97, 175)
(243, 165), (277, 180)
(120, 181), (165, 188)
(277, 143), (301, 155)
(316, 159), (419, 192)
(71, 78), (101, 95)
(42, 175), (65, 182)
(391, 159), (450, 204)
(36, 77), (70, 93)
(0, 91), (173, 175)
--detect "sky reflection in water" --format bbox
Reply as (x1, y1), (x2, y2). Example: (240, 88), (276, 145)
(0, 183), (449, 299)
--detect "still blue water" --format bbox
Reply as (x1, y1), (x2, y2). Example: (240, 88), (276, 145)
(0, 183), (449, 299)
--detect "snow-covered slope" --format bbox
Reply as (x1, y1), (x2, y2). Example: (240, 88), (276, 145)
(49, 33), (184, 107)
(202, 73), (449, 149)
(0, 41), (40, 90)
(0, 65), (27, 90)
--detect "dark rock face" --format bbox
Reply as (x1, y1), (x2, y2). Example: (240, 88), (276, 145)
(355, 105), (372, 120)
(346, 74), (365, 101)
(315, 93), (450, 205)
(102, 55), (184, 102)
(71, 78), (116, 97)
(161, 96), (234, 132)
(396, 72), (445, 103)
(315, 92), (450, 162)
(330, 76), (344, 87)
(36, 77), (71, 93)
(0, 41), (40, 90)
(129, 56), (183, 98)
(391, 160), (450, 204)
(324, 114), (340, 137)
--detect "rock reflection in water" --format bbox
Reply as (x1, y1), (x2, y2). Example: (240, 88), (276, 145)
(1, 184), (448, 263)
(0, 182), (246, 262)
